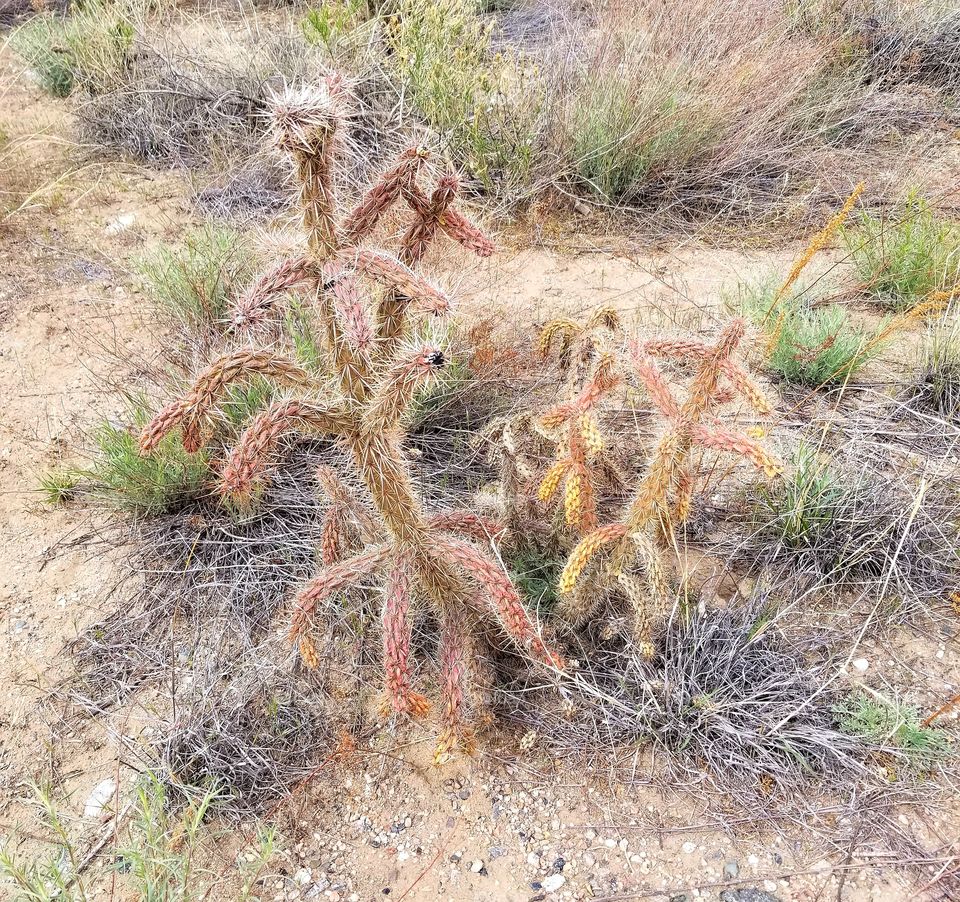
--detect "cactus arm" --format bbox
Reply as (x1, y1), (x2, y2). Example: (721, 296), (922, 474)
(383, 550), (431, 717)
(220, 399), (357, 502)
(139, 350), (312, 454)
(231, 256), (318, 332)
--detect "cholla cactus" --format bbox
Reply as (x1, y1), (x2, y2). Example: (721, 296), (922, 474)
(557, 318), (780, 657)
(536, 351), (620, 534)
(139, 78), (559, 762)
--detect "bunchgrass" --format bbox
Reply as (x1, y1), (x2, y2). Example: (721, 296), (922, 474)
(10, 0), (136, 98)
(135, 225), (253, 329)
(735, 277), (881, 386)
(836, 690), (950, 773)
(759, 443), (844, 551)
(566, 68), (720, 202)
(38, 397), (209, 514)
(38, 468), (82, 506)
(844, 192), (960, 312)
(911, 310), (960, 419)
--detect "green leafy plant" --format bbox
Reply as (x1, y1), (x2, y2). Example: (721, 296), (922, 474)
(301, 0), (366, 54)
(844, 192), (960, 312)
(387, 0), (539, 193)
(836, 690), (950, 772)
(136, 225), (253, 328)
(736, 277), (881, 386)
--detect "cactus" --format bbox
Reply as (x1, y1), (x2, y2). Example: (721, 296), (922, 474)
(139, 78), (560, 762)
(557, 318), (779, 657)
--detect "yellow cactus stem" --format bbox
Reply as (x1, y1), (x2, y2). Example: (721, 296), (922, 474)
(774, 181), (865, 308)
(720, 360), (772, 415)
(537, 458), (568, 502)
(558, 523), (627, 593)
(299, 633), (320, 670)
(538, 318), (579, 357)
(674, 465), (693, 523)
(563, 469), (583, 526)
(586, 305), (621, 333)
(578, 412), (604, 455)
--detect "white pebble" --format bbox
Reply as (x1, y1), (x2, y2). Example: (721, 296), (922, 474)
(852, 658), (870, 672)
(542, 874), (566, 892)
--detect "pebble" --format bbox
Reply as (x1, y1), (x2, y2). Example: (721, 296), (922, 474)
(542, 874), (566, 892)
(723, 861), (740, 879)
(470, 859), (484, 873)
(852, 658), (870, 672)
(83, 779), (116, 819)
(681, 841), (697, 854)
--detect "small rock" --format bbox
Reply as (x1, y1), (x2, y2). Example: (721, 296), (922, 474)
(527, 851), (540, 866)
(294, 869), (312, 886)
(104, 213), (135, 235)
(583, 852), (596, 867)
(489, 846), (506, 860)
(724, 860), (740, 879)
(542, 874), (566, 893)
(83, 779), (117, 818)
(553, 857), (565, 872)
(470, 859), (484, 873)
(681, 840), (697, 854)
(852, 658), (870, 672)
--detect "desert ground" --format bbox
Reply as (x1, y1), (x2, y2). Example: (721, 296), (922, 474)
(2, 2), (960, 900)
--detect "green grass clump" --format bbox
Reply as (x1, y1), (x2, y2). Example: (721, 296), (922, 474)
(387, 0), (539, 194)
(136, 225), (253, 328)
(38, 397), (209, 514)
(87, 402), (209, 514)
(836, 691), (950, 772)
(844, 192), (960, 312)
(0, 776), (276, 901)
(568, 73), (719, 201)
(913, 312), (960, 418)
(736, 278), (881, 386)
(10, 0), (136, 98)
(758, 443), (844, 551)
(38, 468), (82, 506)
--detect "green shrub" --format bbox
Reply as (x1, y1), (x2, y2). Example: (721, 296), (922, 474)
(387, 0), (539, 193)
(736, 277), (881, 386)
(836, 691), (950, 772)
(844, 192), (960, 311)
(136, 225), (253, 328)
(10, 0), (136, 98)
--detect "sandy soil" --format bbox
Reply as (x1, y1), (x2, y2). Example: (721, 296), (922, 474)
(2, 45), (959, 902)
